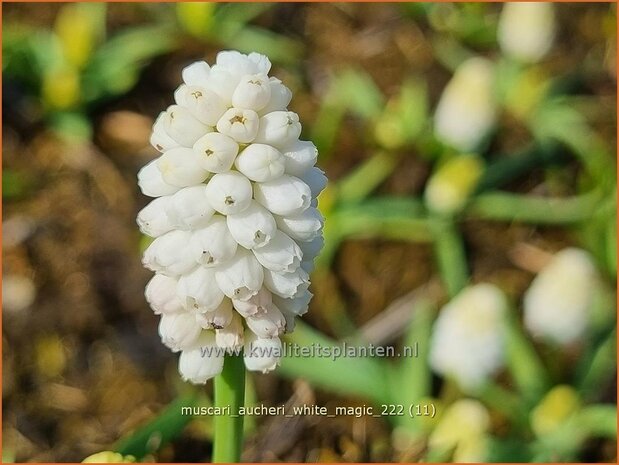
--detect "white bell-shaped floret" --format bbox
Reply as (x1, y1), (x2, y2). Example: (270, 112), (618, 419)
(189, 216), (238, 267)
(263, 267), (310, 299)
(216, 312), (244, 349)
(193, 132), (239, 173)
(138, 160), (180, 197)
(226, 200), (277, 249)
(254, 111), (302, 149)
(177, 266), (225, 313)
(276, 207), (324, 242)
(142, 230), (196, 276)
(165, 185), (215, 230)
(254, 174), (311, 216)
(178, 331), (225, 384)
(252, 230), (302, 273)
(204, 171), (253, 215)
(150, 112), (180, 152)
(260, 77), (292, 115)
(298, 235), (325, 262)
(175, 84), (227, 126)
(243, 332), (282, 373)
(163, 105), (211, 147)
(272, 290), (313, 316)
(215, 248), (264, 301)
(145, 273), (184, 314)
(278, 306), (297, 333)
(245, 303), (286, 338)
(137, 196), (175, 237)
(298, 166), (327, 198)
(282, 140), (318, 176)
(232, 287), (272, 317)
(235, 143), (285, 182)
(159, 312), (202, 352)
(232, 73), (272, 111)
(182, 61), (210, 87)
(157, 148), (209, 188)
(216, 108), (260, 143)
(195, 298), (234, 330)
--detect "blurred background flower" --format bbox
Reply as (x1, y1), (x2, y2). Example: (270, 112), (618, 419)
(2, 2), (616, 463)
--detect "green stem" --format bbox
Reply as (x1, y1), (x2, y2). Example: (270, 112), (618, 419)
(213, 355), (246, 463)
(467, 190), (603, 224)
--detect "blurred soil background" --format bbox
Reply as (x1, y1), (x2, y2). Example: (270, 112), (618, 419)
(2, 2), (616, 462)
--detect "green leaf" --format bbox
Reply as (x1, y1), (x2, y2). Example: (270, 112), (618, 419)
(578, 330), (616, 401)
(486, 437), (532, 462)
(467, 190), (604, 224)
(337, 152), (398, 204)
(531, 99), (613, 184)
(531, 404), (617, 460)
(3, 169), (35, 200)
(54, 3), (107, 69)
(114, 394), (199, 459)
(279, 320), (393, 405)
(430, 35), (475, 72)
(400, 78), (428, 142)
(430, 218), (468, 298)
(475, 141), (565, 193)
(312, 69), (384, 156)
(176, 2), (216, 38)
(395, 299), (435, 432)
(329, 69), (384, 119)
(82, 25), (177, 103)
(504, 309), (549, 404)
(319, 199), (430, 268)
(311, 102), (346, 156)
(212, 3), (274, 37)
(374, 78), (428, 149)
(605, 215), (617, 276)
(221, 26), (303, 65)
(48, 111), (93, 142)
(3, 25), (64, 89)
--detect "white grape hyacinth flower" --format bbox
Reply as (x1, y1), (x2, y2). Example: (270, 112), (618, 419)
(429, 283), (508, 391)
(523, 248), (597, 345)
(433, 57), (497, 152)
(138, 51), (325, 384)
(498, 2), (556, 64)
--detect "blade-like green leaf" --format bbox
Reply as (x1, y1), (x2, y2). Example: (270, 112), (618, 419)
(82, 25), (177, 103)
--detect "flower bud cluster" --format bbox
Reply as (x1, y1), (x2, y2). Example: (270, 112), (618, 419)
(498, 2), (556, 64)
(137, 51), (326, 383)
(433, 57), (497, 152)
(429, 283), (507, 390)
(523, 248), (596, 345)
